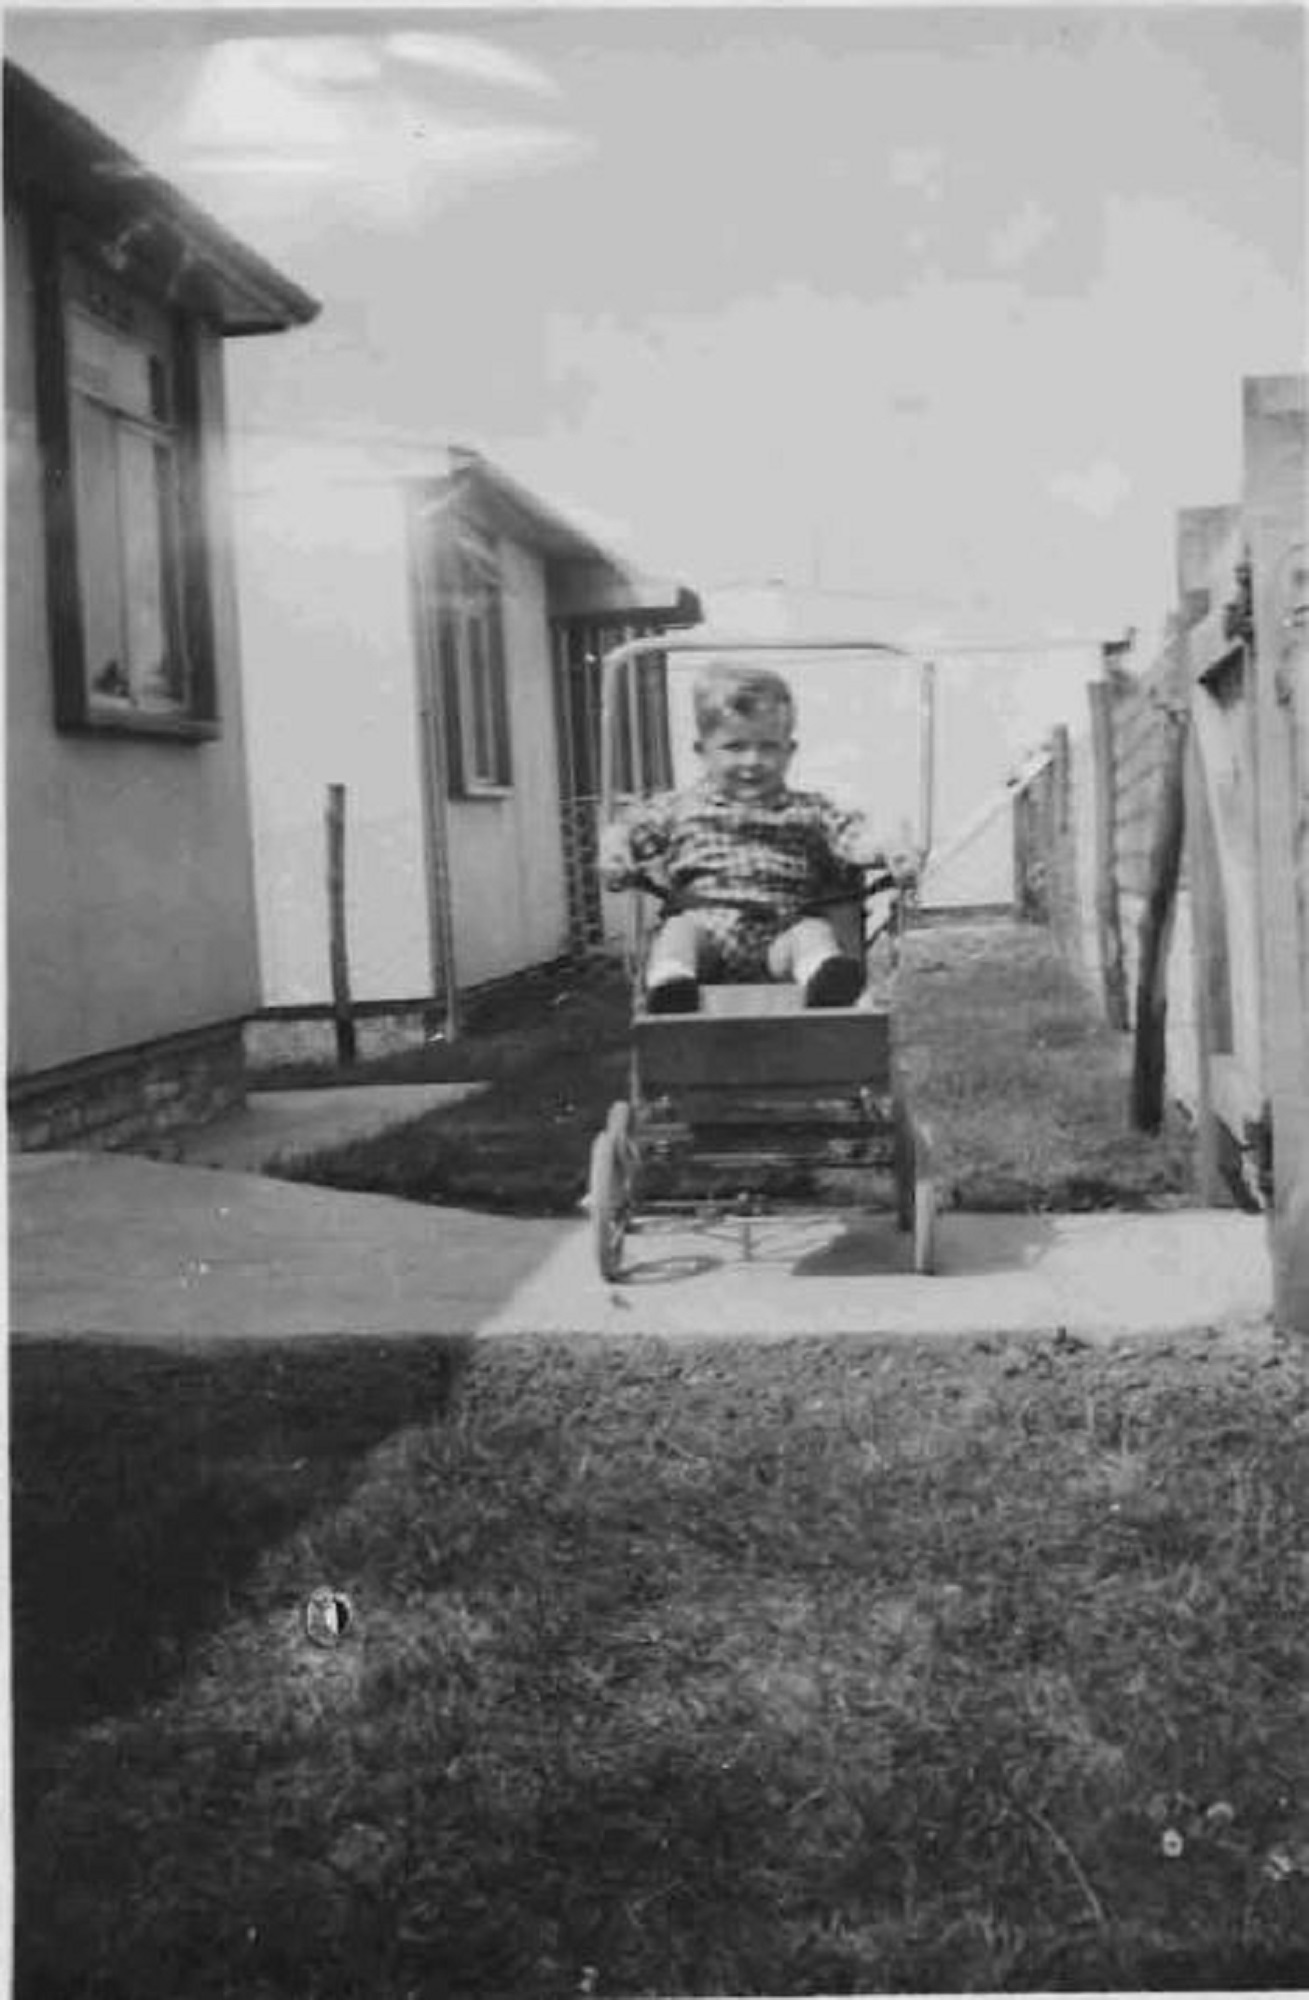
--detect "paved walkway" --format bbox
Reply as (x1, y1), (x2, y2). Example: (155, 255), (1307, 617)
(170, 1082), (486, 1173)
(10, 1139), (1272, 1343)
(479, 1206), (1274, 1341)
(6, 1073), (1275, 1344)
(9, 1150), (566, 1340)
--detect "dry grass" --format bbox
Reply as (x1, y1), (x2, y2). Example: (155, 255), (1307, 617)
(14, 1328), (1309, 1996)
(270, 964), (632, 1213)
(897, 922), (1198, 1211)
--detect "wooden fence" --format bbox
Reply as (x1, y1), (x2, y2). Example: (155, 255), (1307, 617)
(1014, 375), (1308, 1332)
(1012, 727), (1073, 934)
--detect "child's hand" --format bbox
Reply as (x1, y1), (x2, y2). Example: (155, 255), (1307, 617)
(887, 850), (920, 889)
(598, 821), (635, 892)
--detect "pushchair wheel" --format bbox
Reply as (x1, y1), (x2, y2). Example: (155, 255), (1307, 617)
(893, 1082), (937, 1274)
(589, 1100), (633, 1281)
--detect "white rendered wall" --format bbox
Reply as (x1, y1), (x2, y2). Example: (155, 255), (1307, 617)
(7, 203), (264, 1073)
(232, 437), (434, 1007)
(444, 536), (570, 986)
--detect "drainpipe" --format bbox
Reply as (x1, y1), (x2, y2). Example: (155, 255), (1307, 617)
(405, 483), (461, 1042)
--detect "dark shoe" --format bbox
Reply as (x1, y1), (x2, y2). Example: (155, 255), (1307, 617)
(645, 974), (700, 1015)
(803, 955), (864, 1008)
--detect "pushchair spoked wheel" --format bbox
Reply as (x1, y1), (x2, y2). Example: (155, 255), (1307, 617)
(588, 1099), (633, 1282)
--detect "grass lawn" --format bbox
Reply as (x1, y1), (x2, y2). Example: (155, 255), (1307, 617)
(16, 917), (1273, 1998)
(897, 921), (1197, 1212)
(271, 963), (633, 1213)
(273, 921), (1198, 1217)
(15, 1326), (1309, 1996)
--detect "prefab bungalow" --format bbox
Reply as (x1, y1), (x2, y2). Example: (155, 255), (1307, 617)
(231, 434), (699, 1062)
(5, 61), (319, 1148)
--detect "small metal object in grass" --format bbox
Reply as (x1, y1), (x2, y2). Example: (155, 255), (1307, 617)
(305, 1586), (354, 1647)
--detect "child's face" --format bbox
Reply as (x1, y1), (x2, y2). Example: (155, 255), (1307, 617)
(698, 706), (795, 802)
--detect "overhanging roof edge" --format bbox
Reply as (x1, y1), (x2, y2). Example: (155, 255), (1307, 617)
(4, 59), (320, 335)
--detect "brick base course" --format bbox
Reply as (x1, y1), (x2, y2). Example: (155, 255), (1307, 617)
(8, 1020), (246, 1153)
(245, 957), (594, 1074)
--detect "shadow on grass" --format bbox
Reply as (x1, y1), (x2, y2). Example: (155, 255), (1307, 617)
(12, 1333), (1309, 1998)
(10, 1334), (471, 1763)
(276, 1040), (632, 1215)
(278, 924), (1201, 1223)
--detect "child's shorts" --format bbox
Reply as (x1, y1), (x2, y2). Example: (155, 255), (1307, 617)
(668, 905), (785, 981)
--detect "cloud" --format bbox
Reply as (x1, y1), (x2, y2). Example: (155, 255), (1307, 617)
(1049, 458), (1133, 520)
(173, 34), (582, 227)
(888, 145), (944, 200)
(179, 41), (352, 152)
(385, 33), (560, 98)
(988, 198), (1055, 271)
(273, 38), (384, 87)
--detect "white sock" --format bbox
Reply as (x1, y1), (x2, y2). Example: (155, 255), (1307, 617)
(793, 947), (839, 989)
(649, 959), (696, 987)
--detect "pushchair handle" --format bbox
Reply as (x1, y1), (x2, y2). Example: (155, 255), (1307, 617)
(625, 863), (900, 915)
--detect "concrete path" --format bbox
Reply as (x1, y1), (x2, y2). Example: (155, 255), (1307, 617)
(9, 1151), (566, 1340)
(169, 1083), (485, 1174)
(9, 1108), (1273, 1343)
(479, 1206), (1274, 1341)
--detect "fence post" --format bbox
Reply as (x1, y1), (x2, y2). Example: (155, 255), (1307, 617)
(1184, 717), (1224, 1202)
(1176, 504), (1248, 1204)
(1087, 680), (1129, 1028)
(326, 782), (356, 1067)
(1130, 713), (1188, 1132)
(1051, 724), (1072, 948)
(1012, 782), (1030, 919)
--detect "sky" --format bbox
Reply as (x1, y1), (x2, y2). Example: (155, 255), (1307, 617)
(7, 2), (1304, 859)
(8, 3), (1304, 651)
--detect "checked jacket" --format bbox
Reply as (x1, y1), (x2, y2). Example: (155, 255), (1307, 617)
(600, 782), (888, 950)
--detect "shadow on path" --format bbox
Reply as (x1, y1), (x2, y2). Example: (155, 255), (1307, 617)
(790, 1210), (1064, 1277)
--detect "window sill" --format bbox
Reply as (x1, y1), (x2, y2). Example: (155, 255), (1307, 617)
(62, 706), (221, 742)
(454, 784), (514, 802)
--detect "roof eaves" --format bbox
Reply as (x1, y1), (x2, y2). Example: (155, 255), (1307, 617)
(414, 447), (703, 624)
(3, 60), (320, 335)
(449, 447), (623, 567)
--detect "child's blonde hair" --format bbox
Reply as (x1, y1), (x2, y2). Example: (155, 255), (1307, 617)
(692, 661), (795, 739)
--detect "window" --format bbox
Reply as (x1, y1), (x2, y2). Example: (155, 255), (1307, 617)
(34, 230), (217, 737)
(435, 528), (512, 794)
(554, 624), (672, 806)
(611, 641), (672, 798)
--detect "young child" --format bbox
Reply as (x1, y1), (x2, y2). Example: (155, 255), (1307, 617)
(600, 659), (911, 1013)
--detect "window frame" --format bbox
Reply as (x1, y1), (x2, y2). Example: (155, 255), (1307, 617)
(611, 640), (673, 803)
(435, 523), (513, 798)
(29, 205), (221, 741)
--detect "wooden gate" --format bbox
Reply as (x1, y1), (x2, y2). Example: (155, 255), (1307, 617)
(1111, 380), (1306, 1331)
(1244, 377), (1309, 1332)
(1178, 504), (1265, 1192)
